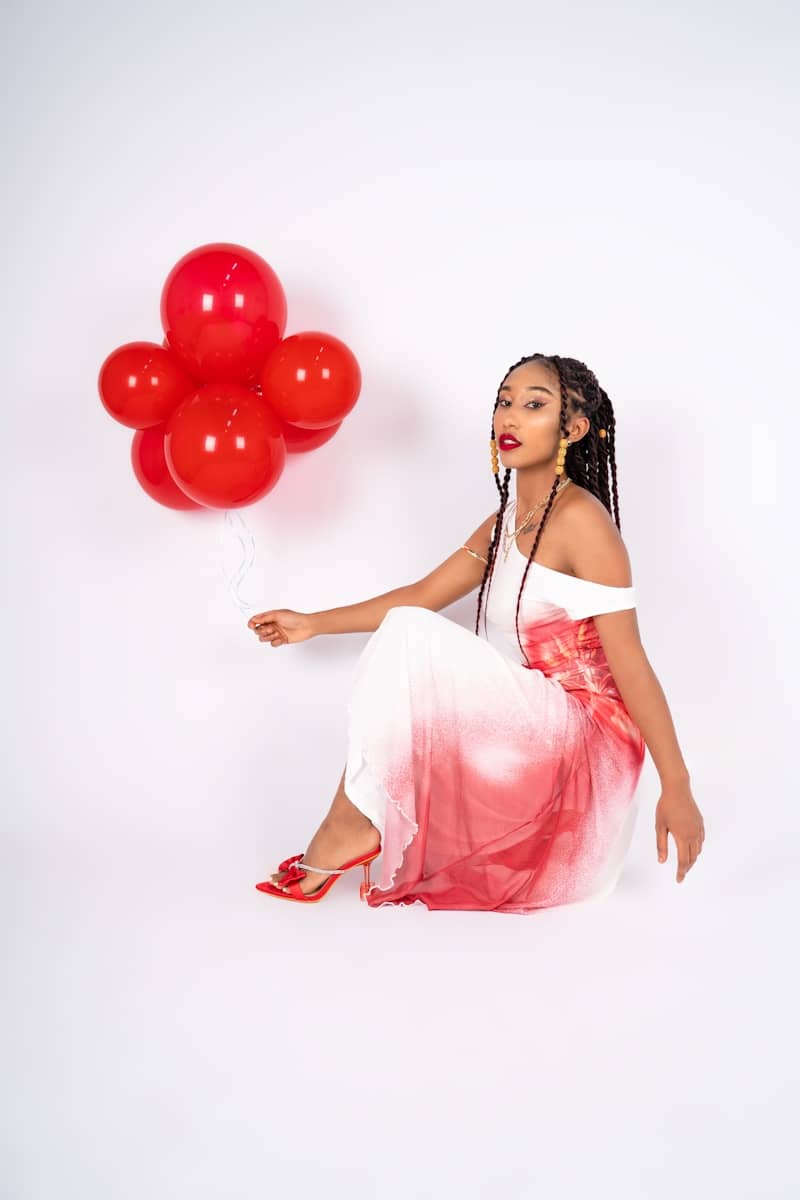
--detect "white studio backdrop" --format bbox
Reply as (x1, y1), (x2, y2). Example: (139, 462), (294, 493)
(3, 2), (798, 1198)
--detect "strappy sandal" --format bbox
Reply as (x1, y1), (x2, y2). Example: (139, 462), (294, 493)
(255, 847), (382, 903)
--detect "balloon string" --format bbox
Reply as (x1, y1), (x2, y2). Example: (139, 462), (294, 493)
(219, 509), (257, 616)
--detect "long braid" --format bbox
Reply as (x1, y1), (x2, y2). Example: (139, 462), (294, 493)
(586, 411), (601, 503)
(473, 443), (510, 639)
(594, 385), (613, 518)
(568, 419), (591, 490)
(474, 353), (623, 659)
(604, 399), (620, 529)
(474, 353), (536, 639)
(594, 381), (611, 514)
(513, 374), (569, 668)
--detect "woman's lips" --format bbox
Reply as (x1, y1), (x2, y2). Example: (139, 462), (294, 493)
(498, 435), (521, 449)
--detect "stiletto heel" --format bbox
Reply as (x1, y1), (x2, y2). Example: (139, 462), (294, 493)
(360, 857), (374, 902)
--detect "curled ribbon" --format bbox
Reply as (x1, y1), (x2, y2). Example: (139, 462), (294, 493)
(219, 508), (257, 617)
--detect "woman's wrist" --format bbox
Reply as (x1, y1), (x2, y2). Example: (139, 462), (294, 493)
(658, 767), (691, 789)
(308, 611), (326, 637)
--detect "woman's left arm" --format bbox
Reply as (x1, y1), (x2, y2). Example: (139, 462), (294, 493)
(594, 610), (705, 882)
(568, 504), (706, 884)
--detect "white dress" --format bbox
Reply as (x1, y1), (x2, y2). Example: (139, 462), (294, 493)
(344, 494), (645, 913)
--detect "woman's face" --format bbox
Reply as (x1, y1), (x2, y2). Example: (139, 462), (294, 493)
(493, 360), (575, 467)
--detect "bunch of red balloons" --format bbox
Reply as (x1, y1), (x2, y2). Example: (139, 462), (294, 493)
(98, 242), (361, 510)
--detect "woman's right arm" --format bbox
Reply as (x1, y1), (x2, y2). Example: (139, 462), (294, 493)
(309, 582), (428, 636)
(247, 583), (426, 646)
(313, 509), (498, 634)
(248, 510), (497, 645)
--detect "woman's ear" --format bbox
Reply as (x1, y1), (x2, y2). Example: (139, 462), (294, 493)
(569, 415), (591, 443)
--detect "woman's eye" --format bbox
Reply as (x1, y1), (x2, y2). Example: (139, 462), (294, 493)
(498, 399), (543, 409)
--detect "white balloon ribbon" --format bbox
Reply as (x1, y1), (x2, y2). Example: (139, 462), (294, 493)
(219, 509), (257, 616)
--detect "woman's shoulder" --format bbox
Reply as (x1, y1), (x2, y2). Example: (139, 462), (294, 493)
(558, 483), (632, 588)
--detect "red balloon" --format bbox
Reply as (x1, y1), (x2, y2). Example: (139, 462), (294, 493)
(282, 417), (342, 453)
(164, 383), (285, 508)
(99, 341), (196, 429)
(161, 243), (287, 385)
(131, 426), (201, 510)
(260, 331), (361, 429)
(253, 384), (342, 453)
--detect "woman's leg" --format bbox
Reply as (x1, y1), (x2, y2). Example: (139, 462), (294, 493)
(269, 766), (381, 894)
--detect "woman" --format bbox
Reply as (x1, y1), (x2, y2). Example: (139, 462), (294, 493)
(248, 353), (705, 911)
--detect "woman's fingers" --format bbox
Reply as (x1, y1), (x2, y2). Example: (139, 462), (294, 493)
(657, 830), (696, 882)
(656, 801), (705, 883)
(248, 614), (278, 637)
(675, 834), (702, 882)
(248, 611), (275, 628)
(656, 822), (668, 863)
(246, 611), (290, 647)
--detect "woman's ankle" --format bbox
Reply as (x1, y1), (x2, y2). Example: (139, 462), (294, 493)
(319, 811), (377, 840)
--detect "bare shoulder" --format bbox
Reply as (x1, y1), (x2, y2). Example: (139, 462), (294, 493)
(558, 485), (632, 587)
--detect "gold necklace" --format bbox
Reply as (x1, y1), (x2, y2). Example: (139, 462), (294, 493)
(501, 478), (571, 562)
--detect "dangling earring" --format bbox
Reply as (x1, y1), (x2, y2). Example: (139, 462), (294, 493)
(555, 436), (570, 475)
(490, 436), (499, 475)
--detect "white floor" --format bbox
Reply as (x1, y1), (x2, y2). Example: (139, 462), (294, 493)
(5, 808), (795, 1200)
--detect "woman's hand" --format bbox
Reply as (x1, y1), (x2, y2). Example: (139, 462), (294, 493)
(655, 782), (705, 883)
(247, 609), (317, 648)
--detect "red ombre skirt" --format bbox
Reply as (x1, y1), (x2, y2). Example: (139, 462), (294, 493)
(343, 602), (645, 913)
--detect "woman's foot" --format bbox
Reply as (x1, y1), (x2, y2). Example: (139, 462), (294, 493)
(269, 815), (381, 896)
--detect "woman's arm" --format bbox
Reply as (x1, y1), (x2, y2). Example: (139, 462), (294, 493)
(252, 512), (496, 644)
(566, 501), (706, 883)
(592, 609), (690, 785)
(309, 582), (426, 635)
(592, 612), (705, 883)
(310, 511), (497, 634)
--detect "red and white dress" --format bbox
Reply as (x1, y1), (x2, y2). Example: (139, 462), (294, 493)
(344, 494), (646, 912)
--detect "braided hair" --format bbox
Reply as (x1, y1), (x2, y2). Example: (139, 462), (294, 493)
(474, 353), (622, 668)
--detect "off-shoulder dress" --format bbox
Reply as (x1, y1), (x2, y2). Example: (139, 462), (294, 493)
(343, 494), (645, 912)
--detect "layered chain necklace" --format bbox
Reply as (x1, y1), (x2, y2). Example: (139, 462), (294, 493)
(501, 478), (571, 562)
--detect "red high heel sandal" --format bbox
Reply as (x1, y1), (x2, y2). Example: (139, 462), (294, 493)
(255, 847), (382, 903)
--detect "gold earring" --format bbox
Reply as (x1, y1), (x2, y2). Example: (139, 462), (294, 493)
(490, 436), (499, 475)
(555, 436), (570, 475)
